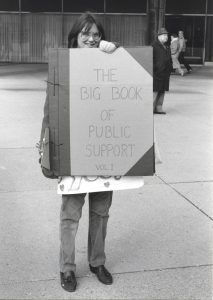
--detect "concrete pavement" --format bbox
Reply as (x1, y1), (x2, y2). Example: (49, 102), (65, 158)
(0, 63), (212, 299)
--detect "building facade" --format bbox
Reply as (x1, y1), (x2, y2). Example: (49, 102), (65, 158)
(0, 0), (212, 63)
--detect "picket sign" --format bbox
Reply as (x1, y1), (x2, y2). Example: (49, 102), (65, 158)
(47, 47), (154, 179)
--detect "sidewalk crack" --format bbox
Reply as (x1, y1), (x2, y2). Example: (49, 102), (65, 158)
(0, 264), (212, 286)
(114, 263), (213, 275)
(157, 175), (213, 221)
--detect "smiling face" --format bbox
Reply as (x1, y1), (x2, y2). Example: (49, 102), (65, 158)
(77, 23), (101, 48)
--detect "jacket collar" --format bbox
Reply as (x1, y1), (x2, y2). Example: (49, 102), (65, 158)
(156, 38), (166, 49)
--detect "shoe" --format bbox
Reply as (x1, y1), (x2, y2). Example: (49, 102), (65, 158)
(60, 271), (77, 292)
(154, 110), (166, 114)
(187, 69), (192, 73)
(89, 265), (113, 285)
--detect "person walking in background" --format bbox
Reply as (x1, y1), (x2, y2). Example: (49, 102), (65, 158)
(178, 30), (192, 73)
(39, 12), (118, 293)
(170, 33), (184, 76)
(152, 27), (172, 114)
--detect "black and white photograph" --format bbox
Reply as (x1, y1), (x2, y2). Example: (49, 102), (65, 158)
(0, 0), (212, 299)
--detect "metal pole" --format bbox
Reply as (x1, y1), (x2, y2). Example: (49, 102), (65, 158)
(61, 0), (65, 47)
(203, 0), (208, 63)
(19, 0), (22, 62)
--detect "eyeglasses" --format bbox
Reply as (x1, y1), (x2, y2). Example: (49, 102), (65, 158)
(80, 31), (101, 42)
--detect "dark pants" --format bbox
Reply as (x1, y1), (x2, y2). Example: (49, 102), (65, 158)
(153, 91), (165, 112)
(60, 191), (113, 273)
(179, 52), (191, 72)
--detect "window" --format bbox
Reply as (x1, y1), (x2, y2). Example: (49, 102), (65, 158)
(0, 0), (19, 11)
(207, 0), (213, 13)
(106, 0), (147, 13)
(63, 0), (104, 13)
(21, 0), (61, 12)
(166, 0), (206, 14)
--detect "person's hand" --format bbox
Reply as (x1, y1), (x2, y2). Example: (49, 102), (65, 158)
(99, 40), (119, 53)
(36, 141), (43, 163)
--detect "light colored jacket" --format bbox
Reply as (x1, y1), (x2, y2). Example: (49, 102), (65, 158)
(170, 38), (181, 69)
(170, 38), (180, 55)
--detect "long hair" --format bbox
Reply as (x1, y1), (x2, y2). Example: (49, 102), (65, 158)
(68, 12), (106, 48)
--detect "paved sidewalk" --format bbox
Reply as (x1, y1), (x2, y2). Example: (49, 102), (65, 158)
(0, 63), (212, 299)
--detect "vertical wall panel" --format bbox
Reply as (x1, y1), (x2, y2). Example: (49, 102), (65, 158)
(0, 14), (21, 61)
(105, 15), (148, 46)
(21, 14), (63, 62)
(205, 17), (213, 61)
(0, 13), (152, 62)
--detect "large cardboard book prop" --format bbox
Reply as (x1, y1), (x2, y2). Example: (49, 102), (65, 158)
(46, 47), (154, 177)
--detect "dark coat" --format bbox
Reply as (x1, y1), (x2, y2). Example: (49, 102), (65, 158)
(152, 39), (172, 92)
